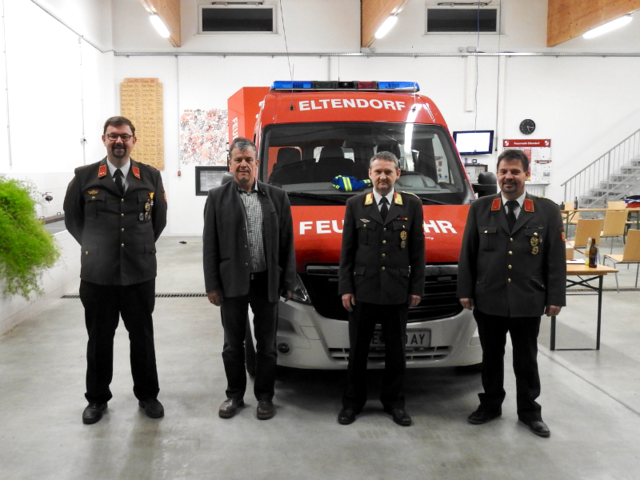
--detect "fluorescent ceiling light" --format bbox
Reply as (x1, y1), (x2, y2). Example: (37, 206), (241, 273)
(150, 14), (171, 38)
(375, 15), (398, 39)
(583, 15), (632, 39)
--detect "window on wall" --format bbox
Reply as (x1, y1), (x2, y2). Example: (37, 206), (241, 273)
(426, 7), (499, 33)
(199, 5), (276, 33)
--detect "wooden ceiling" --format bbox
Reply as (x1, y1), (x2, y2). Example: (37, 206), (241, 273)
(136, 0), (640, 50)
(548, 0), (640, 46)
(138, 0), (181, 47)
(361, 0), (407, 48)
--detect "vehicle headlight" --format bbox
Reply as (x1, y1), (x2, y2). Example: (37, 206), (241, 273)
(291, 274), (311, 304)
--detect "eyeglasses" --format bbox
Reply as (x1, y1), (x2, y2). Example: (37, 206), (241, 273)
(106, 133), (133, 141)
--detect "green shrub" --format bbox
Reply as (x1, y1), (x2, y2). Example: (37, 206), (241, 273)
(0, 176), (60, 299)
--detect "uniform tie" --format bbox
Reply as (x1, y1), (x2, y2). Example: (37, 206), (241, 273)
(506, 200), (519, 231)
(379, 196), (389, 221)
(114, 169), (124, 195)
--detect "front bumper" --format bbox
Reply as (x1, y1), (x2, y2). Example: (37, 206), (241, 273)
(274, 299), (482, 370)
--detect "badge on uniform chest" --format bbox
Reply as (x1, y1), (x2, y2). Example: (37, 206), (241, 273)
(530, 231), (540, 254)
(400, 230), (407, 249)
(140, 192), (155, 222)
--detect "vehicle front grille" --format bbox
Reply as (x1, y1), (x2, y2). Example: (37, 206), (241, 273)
(328, 345), (450, 363)
(302, 264), (463, 323)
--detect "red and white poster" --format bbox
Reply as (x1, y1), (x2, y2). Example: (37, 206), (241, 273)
(503, 139), (551, 183)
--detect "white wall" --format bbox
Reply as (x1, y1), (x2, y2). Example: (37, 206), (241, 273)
(0, 230), (79, 336)
(0, 0), (114, 219)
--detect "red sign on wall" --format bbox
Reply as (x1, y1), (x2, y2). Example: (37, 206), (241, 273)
(503, 139), (551, 148)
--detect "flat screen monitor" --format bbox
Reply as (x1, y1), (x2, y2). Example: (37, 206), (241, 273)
(453, 130), (494, 155)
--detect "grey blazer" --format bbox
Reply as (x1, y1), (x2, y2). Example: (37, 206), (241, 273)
(202, 179), (296, 303)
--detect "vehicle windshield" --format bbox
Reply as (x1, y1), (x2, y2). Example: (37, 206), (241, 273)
(261, 122), (473, 205)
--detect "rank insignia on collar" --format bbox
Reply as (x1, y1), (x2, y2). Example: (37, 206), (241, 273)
(364, 193), (373, 205)
(394, 192), (403, 205)
(491, 198), (501, 211)
(132, 166), (141, 179)
(524, 198), (534, 212)
(98, 165), (107, 178)
(87, 189), (98, 195)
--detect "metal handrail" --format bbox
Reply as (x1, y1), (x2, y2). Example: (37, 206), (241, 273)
(562, 128), (640, 205)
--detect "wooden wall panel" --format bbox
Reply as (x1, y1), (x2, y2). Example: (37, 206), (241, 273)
(548, 0), (640, 46)
(361, 0), (406, 48)
(140, 0), (181, 47)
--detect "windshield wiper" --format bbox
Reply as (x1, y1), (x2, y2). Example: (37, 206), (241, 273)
(287, 191), (348, 204)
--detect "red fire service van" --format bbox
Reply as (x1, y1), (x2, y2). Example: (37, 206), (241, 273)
(228, 80), (481, 370)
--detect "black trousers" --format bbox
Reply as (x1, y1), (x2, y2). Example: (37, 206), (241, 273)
(342, 302), (408, 411)
(79, 279), (159, 404)
(474, 309), (542, 422)
(220, 271), (278, 401)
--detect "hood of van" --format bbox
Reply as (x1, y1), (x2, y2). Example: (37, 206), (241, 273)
(291, 204), (470, 272)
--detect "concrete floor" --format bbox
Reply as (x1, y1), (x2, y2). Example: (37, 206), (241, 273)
(1, 236), (640, 480)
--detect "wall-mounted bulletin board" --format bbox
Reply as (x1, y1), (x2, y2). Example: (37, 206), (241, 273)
(120, 78), (164, 170)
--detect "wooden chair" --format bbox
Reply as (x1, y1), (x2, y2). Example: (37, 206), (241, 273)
(603, 229), (640, 292)
(608, 201), (627, 209)
(566, 218), (604, 252)
(600, 209), (629, 253)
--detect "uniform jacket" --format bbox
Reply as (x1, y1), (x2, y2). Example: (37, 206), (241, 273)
(202, 179), (296, 303)
(338, 191), (425, 305)
(64, 158), (167, 286)
(457, 193), (566, 317)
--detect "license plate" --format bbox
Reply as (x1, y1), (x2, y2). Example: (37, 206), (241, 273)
(371, 329), (431, 348)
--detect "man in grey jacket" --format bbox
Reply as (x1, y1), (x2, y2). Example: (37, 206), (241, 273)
(203, 137), (296, 420)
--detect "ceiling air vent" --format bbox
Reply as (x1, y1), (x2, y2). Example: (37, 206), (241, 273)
(199, 4), (276, 33)
(426, 5), (499, 33)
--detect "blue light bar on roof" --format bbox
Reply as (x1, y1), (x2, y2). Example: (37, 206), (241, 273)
(270, 81), (420, 92)
(377, 81), (419, 92)
(271, 81), (313, 90)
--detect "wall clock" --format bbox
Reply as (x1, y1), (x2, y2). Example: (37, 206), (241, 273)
(519, 119), (536, 135)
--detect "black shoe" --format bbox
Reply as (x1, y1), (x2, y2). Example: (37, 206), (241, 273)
(338, 408), (357, 425)
(219, 398), (245, 419)
(138, 399), (164, 419)
(468, 407), (502, 425)
(520, 418), (551, 438)
(82, 402), (107, 425)
(257, 400), (275, 420)
(384, 407), (412, 427)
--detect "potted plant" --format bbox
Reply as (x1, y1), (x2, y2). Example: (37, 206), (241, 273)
(0, 176), (60, 299)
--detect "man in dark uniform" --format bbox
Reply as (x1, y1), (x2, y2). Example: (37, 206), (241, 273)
(64, 116), (167, 425)
(457, 149), (566, 438)
(203, 137), (295, 421)
(337, 151), (425, 426)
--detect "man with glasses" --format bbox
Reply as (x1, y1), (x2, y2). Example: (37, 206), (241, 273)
(64, 116), (167, 424)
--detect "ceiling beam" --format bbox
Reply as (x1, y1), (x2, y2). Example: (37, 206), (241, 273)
(139, 0), (181, 47)
(547, 0), (640, 46)
(361, 0), (407, 48)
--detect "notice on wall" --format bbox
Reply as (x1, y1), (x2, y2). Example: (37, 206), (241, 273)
(503, 139), (551, 183)
(120, 78), (164, 170)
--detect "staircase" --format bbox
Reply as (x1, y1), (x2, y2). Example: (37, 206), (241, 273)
(562, 129), (640, 208)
